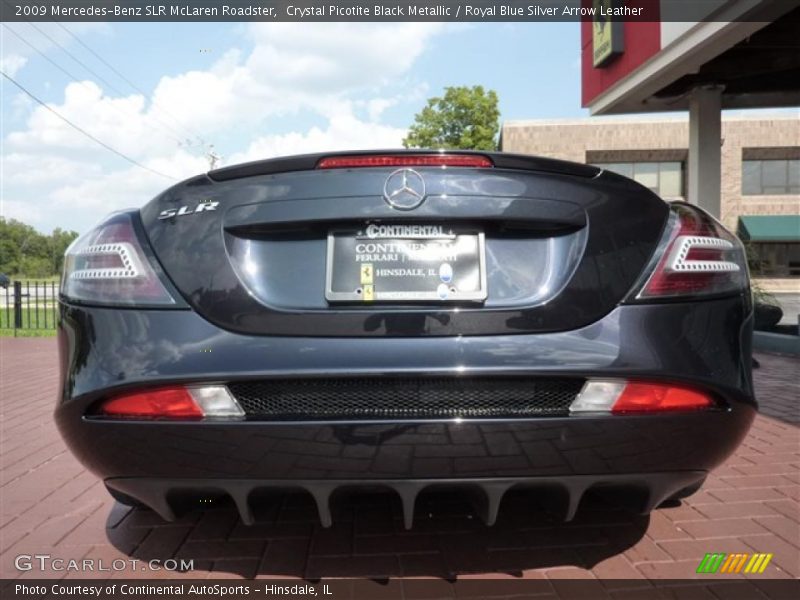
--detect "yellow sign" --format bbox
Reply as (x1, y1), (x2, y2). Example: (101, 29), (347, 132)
(362, 284), (374, 301)
(360, 264), (373, 285)
(593, 0), (623, 67)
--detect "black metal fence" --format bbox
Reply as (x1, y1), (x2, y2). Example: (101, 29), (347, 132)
(1, 281), (60, 335)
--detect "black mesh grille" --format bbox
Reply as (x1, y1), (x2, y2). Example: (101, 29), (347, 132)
(227, 377), (583, 420)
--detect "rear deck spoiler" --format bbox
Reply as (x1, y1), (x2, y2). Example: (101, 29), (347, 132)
(207, 150), (601, 182)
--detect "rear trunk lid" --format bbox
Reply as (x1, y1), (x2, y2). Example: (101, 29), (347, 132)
(140, 151), (669, 336)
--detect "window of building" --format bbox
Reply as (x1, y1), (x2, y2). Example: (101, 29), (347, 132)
(742, 159), (800, 195)
(593, 161), (684, 198)
(748, 243), (800, 278)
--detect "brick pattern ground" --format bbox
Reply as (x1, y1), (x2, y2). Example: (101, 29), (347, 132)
(1, 339), (798, 590)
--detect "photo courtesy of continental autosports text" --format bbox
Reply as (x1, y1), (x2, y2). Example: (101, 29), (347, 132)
(0, 1), (798, 599)
(14, 583), (257, 597)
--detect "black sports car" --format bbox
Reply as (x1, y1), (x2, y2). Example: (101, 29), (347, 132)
(56, 151), (755, 528)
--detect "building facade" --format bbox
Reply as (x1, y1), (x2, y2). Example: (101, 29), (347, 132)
(500, 115), (800, 287)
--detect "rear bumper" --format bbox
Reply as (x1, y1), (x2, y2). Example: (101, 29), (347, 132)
(106, 471), (707, 529)
(56, 297), (755, 523)
(68, 409), (753, 480)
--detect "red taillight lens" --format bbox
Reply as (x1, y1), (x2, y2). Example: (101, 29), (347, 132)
(570, 379), (716, 414)
(317, 154), (493, 169)
(96, 385), (244, 420)
(611, 383), (714, 414)
(61, 213), (176, 305)
(634, 204), (748, 300)
(99, 387), (203, 419)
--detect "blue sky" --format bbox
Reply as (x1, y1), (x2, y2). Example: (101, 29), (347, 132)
(0, 22), (586, 234)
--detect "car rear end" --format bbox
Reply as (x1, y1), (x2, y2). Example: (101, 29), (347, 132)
(55, 151), (756, 528)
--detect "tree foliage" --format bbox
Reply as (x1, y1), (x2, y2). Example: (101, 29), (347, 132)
(403, 85), (500, 151)
(0, 218), (79, 278)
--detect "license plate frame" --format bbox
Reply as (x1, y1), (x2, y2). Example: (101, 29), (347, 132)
(325, 226), (487, 303)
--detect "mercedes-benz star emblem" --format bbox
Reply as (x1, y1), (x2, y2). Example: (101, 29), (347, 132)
(383, 168), (426, 211)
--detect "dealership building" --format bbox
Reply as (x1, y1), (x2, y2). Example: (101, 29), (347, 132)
(502, 1), (799, 290)
(501, 115), (799, 285)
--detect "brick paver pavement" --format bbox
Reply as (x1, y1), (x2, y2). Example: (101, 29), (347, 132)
(1, 338), (798, 589)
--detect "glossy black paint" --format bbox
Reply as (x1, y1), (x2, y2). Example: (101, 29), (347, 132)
(104, 472), (709, 527)
(55, 151), (756, 523)
(207, 149), (601, 182)
(139, 152), (669, 336)
(56, 297), (755, 483)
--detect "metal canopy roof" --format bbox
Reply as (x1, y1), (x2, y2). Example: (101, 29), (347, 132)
(586, 2), (800, 115)
(738, 215), (800, 242)
(651, 8), (800, 111)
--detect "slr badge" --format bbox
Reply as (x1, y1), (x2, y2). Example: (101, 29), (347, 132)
(158, 201), (218, 220)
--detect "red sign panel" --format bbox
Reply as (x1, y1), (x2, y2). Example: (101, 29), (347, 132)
(581, 18), (661, 107)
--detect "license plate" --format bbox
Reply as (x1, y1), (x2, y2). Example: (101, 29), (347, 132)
(326, 225), (487, 302)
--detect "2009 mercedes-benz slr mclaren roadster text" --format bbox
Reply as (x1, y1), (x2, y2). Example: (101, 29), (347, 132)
(56, 151), (755, 528)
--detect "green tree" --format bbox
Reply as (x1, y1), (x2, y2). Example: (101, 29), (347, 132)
(19, 256), (51, 278)
(0, 217), (78, 277)
(403, 85), (500, 151)
(49, 227), (79, 274)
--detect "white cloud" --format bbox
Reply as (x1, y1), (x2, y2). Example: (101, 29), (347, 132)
(2, 152), (102, 186)
(244, 23), (443, 94)
(7, 81), (173, 157)
(147, 23), (445, 135)
(2, 22), (446, 233)
(0, 54), (27, 78)
(49, 152), (204, 213)
(229, 112), (407, 164)
(0, 22), (110, 67)
(0, 150), (207, 232)
(365, 98), (396, 122)
(1, 198), (44, 226)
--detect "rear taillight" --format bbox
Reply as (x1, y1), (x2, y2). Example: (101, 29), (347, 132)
(99, 387), (202, 419)
(62, 213), (176, 306)
(569, 380), (715, 414)
(630, 203), (748, 300)
(317, 153), (493, 169)
(610, 383), (714, 414)
(96, 385), (244, 420)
